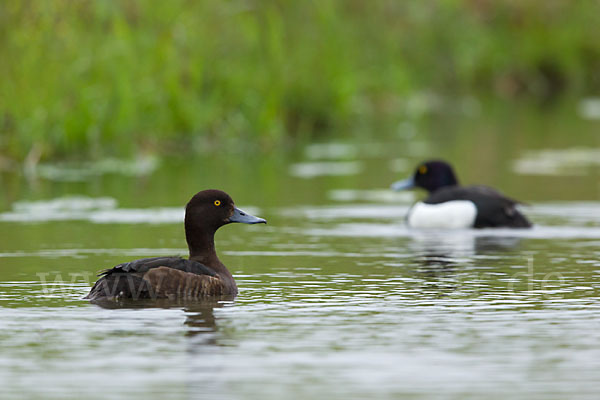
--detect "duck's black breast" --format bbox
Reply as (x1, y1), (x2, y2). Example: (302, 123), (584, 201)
(424, 185), (532, 228)
(85, 256), (226, 301)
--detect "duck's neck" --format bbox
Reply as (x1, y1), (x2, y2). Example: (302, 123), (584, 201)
(426, 174), (459, 194)
(427, 182), (458, 194)
(186, 228), (217, 263)
(185, 224), (236, 290)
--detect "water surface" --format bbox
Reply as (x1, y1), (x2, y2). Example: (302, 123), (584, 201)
(1, 104), (600, 399)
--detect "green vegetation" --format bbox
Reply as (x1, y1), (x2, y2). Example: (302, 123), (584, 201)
(1, 0), (599, 161)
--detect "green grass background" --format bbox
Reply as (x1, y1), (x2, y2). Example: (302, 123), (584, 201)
(1, 0), (599, 161)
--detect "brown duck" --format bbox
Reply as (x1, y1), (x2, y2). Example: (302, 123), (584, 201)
(85, 190), (266, 301)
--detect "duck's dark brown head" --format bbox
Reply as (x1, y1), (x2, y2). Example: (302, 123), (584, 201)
(185, 189), (266, 233)
(391, 160), (459, 194)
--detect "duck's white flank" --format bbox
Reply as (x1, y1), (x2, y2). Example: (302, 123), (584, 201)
(407, 200), (477, 229)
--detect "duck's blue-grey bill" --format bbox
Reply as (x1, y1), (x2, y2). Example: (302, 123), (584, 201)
(229, 207), (267, 224)
(391, 177), (415, 191)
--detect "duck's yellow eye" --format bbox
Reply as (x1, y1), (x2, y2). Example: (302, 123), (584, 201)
(214, 200), (221, 206)
(419, 165), (428, 175)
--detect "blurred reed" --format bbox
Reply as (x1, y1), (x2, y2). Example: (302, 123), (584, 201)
(1, 0), (599, 161)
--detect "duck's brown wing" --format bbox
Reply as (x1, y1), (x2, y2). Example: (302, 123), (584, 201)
(142, 267), (225, 299)
(85, 257), (221, 301)
(99, 256), (217, 277)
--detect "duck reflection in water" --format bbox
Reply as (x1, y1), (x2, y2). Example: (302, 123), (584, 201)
(90, 295), (235, 342)
(406, 230), (524, 289)
(409, 230), (522, 261)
